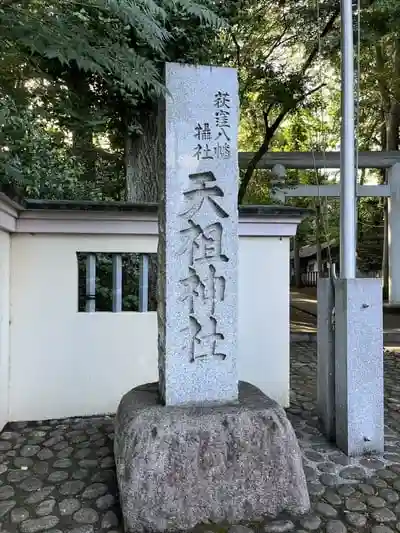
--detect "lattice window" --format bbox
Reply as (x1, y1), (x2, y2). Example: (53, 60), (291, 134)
(77, 253), (157, 312)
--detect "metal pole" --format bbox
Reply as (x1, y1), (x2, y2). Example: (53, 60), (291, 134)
(340, 0), (356, 279)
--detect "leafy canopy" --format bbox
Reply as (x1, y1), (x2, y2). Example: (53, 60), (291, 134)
(0, 0), (222, 100)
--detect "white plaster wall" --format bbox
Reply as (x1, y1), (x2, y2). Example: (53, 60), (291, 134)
(0, 231), (10, 431)
(9, 232), (290, 422)
(238, 236), (290, 407)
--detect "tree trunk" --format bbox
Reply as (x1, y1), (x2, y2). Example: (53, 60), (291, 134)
(125, 106), (160, 203)
(67, 66), (96, 183)
(293, 234), (302, 288)
(72, 127), (95, 183)
(124, 104), (161, 310)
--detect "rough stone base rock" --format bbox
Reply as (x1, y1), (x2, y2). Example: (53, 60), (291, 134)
(114, 381), (310, 533)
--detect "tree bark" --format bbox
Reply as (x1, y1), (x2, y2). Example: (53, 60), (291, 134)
(124, 105), (160, 204)
(67, 66), (96, 183)
(124, 103), (161, 310)
(293, 234), (302, 288)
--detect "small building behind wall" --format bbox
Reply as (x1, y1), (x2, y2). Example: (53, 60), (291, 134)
(0, 195), (309, 431)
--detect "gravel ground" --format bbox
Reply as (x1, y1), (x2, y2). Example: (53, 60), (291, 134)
(1, 342), (400, 533)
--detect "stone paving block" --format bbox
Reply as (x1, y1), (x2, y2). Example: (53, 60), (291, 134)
(0, 344), (400, 533)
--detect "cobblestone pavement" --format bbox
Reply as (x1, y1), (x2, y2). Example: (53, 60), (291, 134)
(2, 342), (400, 533)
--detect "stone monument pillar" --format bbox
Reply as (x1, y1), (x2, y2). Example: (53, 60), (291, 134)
(114, 62), (309, 533)
(158, 63), (239, 406)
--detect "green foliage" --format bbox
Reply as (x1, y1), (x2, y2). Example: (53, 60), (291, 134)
(0, 0), (222, 198)
(0, 0), (396, 274)
(0, 0), (221, 100)
(77, 253), (157, 312)
(0, 91), (85, 199)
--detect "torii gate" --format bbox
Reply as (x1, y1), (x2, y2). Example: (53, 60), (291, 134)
(238, 151), (400, 306)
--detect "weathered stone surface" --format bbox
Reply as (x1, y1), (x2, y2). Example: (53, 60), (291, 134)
(34, 461), (49, 475)
(73, 508), (99, 524)
(158, 62), (240, 406)
(368, 496), (387, 509)
(372, 477), (389, 489)
(318, 462), (336, 473)
(307, 483), (325, 497)
(0, 484), (14, 500)
(96, 494), (115, 511)
(264, 520), (295, 533)
(378, 469), (398, 480)
(36, 499), (56, 516)
(299, 515), (321, 530)
(361, 458), (385, 470)
(7, 469), (29, 483)
(0, 500), (16, 518)
(59, 480), (84, 496)
(20, 476), (43, 492)
(358, 483), (375, 496)
(20, 444), (40, 457)
(56, 446), (74, 458)
(229, 527), (254, 533)
(324, 490), (342, 506)
(11, 507), (29, 522)
(14, 456), (33, 468)
(345, 497), (367, 512)
(303, 466), (317, 481)
(101, 510), (119, 529)
(326, 520), (347, 533)
(48, 471), (68, 483)
(114, 381), (310, 532)
(37, 448), (53, 460)
(373, 508), (397, 523)
(334, 278), (384, 456)
(59, 498), (81, 516)
(320, 474), (337, 487)
(26, 487), (55, 505)
(339, 466), (366, 480)
(82, 483), (108, 500)
(381, 489), (399, 503)
(69, 527), (94, 533)
(315, 502), (337, 518)
(20, 516), (59, 533)
(345, 513), (367, 527)
(372, 527), (396, 533)
(53, 458), (72, 468)
(337, 486), (355, 497)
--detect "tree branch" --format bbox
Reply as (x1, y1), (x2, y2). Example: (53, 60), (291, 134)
(231, 32), (241, 69)
(300, 7), (340, 76)
(0, 0), (20, 6)
(239, 8), (340, 202)
(238, 112), (271, 203)
(303, 82), (326, 100)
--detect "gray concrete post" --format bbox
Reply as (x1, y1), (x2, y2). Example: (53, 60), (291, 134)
(334, 278), (384, 456)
